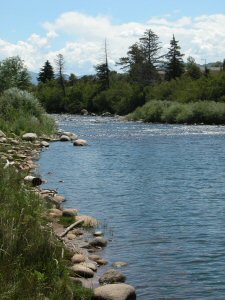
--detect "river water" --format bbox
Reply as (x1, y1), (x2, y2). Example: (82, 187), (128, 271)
(39, 115), (225, 299)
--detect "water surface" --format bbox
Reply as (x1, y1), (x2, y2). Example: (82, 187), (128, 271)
(39, 115), (225, 299)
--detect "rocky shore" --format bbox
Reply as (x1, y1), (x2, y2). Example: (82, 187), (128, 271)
(0, 128), (136, 300)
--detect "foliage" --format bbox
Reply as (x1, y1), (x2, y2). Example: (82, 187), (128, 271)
(0, 56), (31, 93)
(95, 62), (110, 91)
(36, 81), (67, 113)
(38, 60), (55, 83)
(128, 100), (225, 124)
(0, 166), (93, 300)
(0, 88), (55, 135)
(92, 81), (145, 114)
(164, 35), (184, 80)
(186, 57), (202, 80)
(117, 29), (162, 84)
(144, 71), (225, 103)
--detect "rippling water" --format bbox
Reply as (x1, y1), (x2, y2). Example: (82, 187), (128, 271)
(38, 115), (225, 299)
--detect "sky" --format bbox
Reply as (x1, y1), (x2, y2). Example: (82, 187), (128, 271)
(1, 0), (225, 75)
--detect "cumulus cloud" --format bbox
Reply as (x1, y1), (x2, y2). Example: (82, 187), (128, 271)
(0, 12), (225, 74)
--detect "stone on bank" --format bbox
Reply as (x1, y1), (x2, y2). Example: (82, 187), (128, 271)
(99, 269), (126, 285)
(93, 283), (136, 300)
(22, 133), (37, 141)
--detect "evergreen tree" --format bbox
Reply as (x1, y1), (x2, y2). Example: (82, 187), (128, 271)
(95, 63), (110, 90)
(38, 60), (54, 83)
(165, 35), (184, 80)
(117, 29), (162, 84)
(117, 43), (144, 83)
(95, 40), (110, 90)
(139, 29), (162, 66)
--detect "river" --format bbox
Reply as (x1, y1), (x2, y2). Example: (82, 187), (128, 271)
(38, 115), (225, 299)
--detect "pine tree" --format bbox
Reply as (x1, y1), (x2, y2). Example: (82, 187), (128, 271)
(165, 35), (184, 80)
(139, 29), (162, 66)
(95, 40), (110, 90)
(117, 29), (162, 84)
(38, 60), (54, 83)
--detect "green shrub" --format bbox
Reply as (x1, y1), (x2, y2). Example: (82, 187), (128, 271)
(0, 88), (55, 135)
(128, 100), (225, 125)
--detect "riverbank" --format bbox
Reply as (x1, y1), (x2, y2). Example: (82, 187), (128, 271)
(0, 130), (93, 299)
(0, 127), (136, 300)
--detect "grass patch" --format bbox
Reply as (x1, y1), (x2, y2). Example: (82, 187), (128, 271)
(0, 165), (93, 300)
(59, 216), (76, 227)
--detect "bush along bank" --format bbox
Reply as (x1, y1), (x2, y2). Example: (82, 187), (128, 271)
(127, 100), (225, 125)
(0, 127), (137, 300)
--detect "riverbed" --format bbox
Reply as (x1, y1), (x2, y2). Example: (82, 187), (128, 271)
(39, 115), (225, 299)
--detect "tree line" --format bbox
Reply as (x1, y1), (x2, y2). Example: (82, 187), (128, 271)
(1, 29), (225, 122)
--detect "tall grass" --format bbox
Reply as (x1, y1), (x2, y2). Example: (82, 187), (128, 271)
(128, 100), (225, 125)
(0, 88), (55, 135)
(0, 165), (92, 300)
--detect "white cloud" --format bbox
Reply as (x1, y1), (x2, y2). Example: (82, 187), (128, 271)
(0, 12), (225, 74)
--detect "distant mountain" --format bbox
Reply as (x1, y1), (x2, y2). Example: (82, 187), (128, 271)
(29, 72), (70, 85)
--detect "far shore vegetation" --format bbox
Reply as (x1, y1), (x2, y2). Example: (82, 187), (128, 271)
(1, 29), (225, 125)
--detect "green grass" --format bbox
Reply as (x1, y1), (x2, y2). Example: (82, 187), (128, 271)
(59, 216), (76, 227)
(0, 165), (93, 300)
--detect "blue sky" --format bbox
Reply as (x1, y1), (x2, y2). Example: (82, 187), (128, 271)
(1, 0), (225, 74)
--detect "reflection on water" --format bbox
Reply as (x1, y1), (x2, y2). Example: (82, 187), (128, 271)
(39, 115), (225, 299)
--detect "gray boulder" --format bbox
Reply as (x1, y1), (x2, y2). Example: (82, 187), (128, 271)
(71, 254), (86, 264)
(40, 141), (50, 147)
(99, 269), (126, 285)
(60, 135), (70, 142)
(22, 133), (37, 141)
(62, 131), (78, 141)
(89, 237), (107, 248)
(71, 265), (94, 278)
(93, 284), (136, 300)
(73, 139), (88, 146)
(81, 109), (88, 116)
